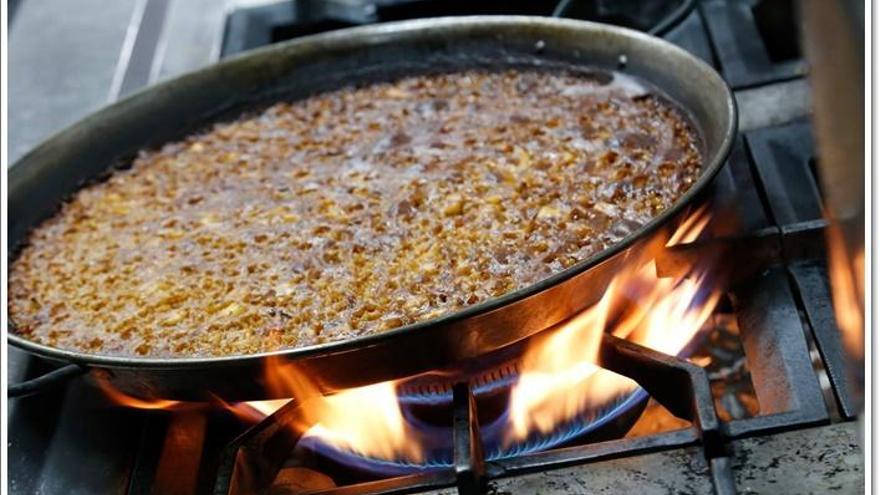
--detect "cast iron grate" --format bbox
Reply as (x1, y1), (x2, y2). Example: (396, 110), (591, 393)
(700, 0), (808, 88)
(213, 334), (727, 495)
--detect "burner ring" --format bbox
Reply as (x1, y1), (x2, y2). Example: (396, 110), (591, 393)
(298, 387), (649, 476)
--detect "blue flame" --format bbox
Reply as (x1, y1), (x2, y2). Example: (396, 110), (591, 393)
(302, 387), (648, 475)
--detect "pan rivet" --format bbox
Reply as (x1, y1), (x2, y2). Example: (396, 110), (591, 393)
(618, 54), (628, 68)
(534, 40), (546, 53)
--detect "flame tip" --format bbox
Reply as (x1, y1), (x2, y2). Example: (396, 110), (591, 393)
(507, 208), (720, 443)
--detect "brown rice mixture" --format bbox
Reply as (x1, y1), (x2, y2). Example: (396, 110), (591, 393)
(9, 68), (702, 357)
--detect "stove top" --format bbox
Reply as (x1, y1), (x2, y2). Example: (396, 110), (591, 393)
(7, 1), (864, 494)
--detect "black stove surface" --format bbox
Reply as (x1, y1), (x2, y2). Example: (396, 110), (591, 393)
(220, 0), (695, 57)
(7, 1), (864, 494)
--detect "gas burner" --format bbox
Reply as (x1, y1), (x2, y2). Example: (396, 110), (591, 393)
(214, 334), (711, 494)
(293, 389), (648, 476)
(294, 359), (649, 476)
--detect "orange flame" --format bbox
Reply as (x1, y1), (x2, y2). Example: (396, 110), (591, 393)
(245, 399), (290, 417)
(218, 398), (291, 423)
(507, 278), (637, 439)
(506, 208), (721, 443)
(263, 358), (423, 462)
(826, 223), (865, 362)
(95, 378), (189, 410)
(93, 361), (419, 463)
(95, 376), (288, 422)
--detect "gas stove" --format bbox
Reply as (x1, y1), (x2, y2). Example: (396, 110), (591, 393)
(7, 1), (864, 494)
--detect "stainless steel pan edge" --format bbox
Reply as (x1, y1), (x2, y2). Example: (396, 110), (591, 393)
(8, 16), (736, 400)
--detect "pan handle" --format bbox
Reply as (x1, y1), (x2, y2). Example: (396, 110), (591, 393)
(8, 364), (89, 398)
